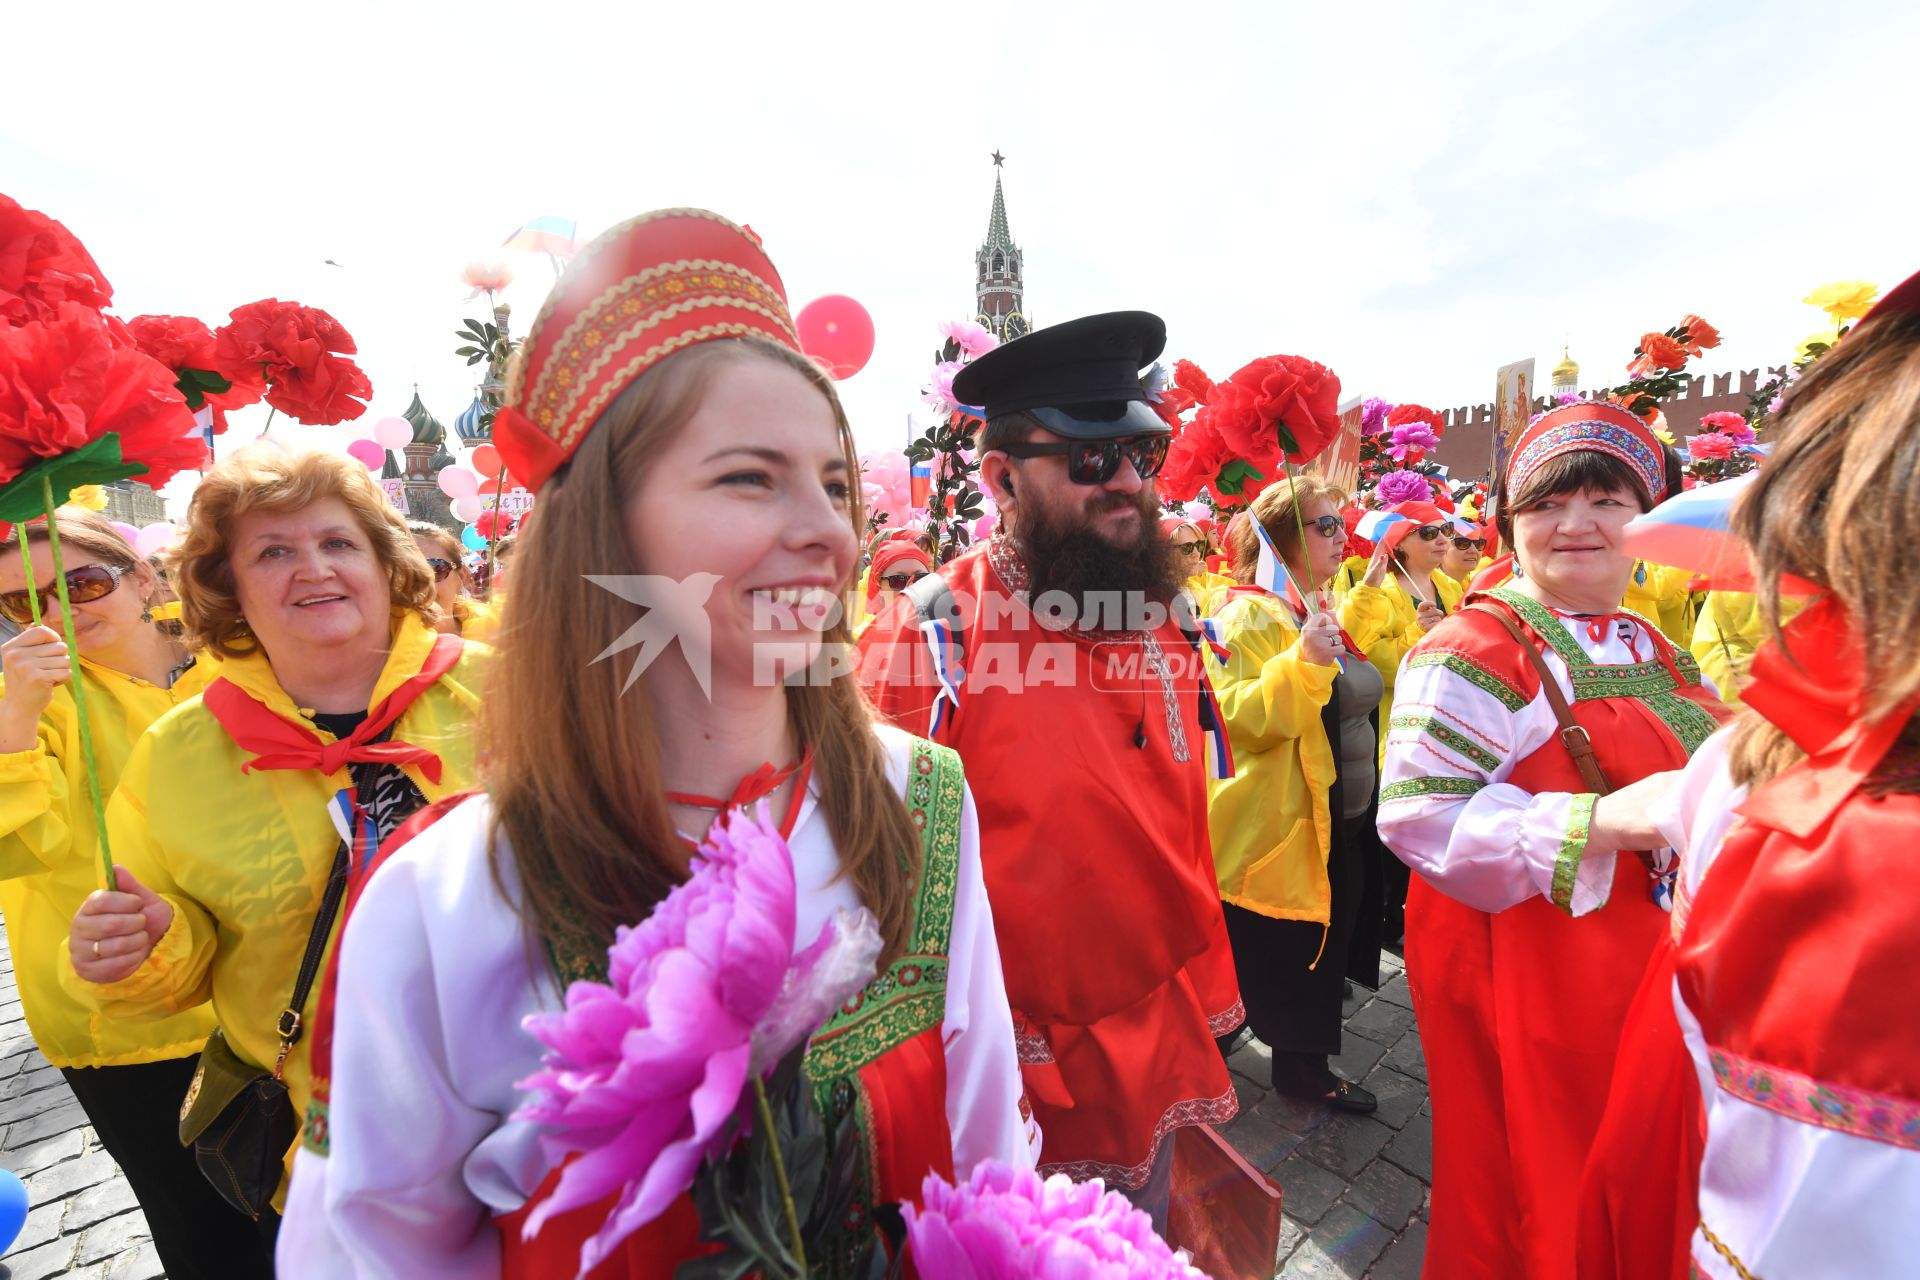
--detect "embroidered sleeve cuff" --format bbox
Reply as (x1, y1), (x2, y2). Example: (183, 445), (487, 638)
(1550, 793), (1613, 916)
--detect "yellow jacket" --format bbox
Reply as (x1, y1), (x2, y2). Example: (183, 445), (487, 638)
(1622, 561), (1698, 647)
(1332, 557), (1463, 763)
(1203, 583), (1393, 926)
(1691, 590), (1807, 707)
(453, 596), (502, 646)
(0, 657), (217, 1068)
(60, 615), (487, 1200)
(1186, 569), (1238, 618)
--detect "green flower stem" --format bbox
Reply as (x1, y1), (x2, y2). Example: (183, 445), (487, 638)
(39, 476), (114, 885)
(14, 520), (40, 626)
(751, 1076), (808, 1277)
(1279, 458), (1327, 612)
(256, 405), (278, 438)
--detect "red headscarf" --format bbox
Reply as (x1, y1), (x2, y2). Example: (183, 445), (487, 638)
(1383, 500), (1449, 554)
(866, 542), (931, 602)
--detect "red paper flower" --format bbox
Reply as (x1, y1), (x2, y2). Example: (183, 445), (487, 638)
(1629, 332), (1690, 375)
(214, 299), (373, 425)
(127, 314), (263, 433)
(1172, 358), (1215, 406)
(1223, 353), (1342, 464)
(1678, 314), (1721, 354)
(1207, 378), (1283, 474)
(0, 195), (114, 327)
(1385, 402), (1443, 432)
(1158, 410), (1229, 505)
(1688, 433), (1736, 461)
(0, 303), (206, 490)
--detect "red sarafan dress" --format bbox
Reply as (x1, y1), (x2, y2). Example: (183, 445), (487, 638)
(1585, 598), (1920, 1280)
(858, 534), (1242, 1189)
(276, 729), (1033, 1278)
(1376, 588), (1727, 1280)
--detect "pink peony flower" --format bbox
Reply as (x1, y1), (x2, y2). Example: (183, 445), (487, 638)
(1688, 433), (1736, 461)
(1699, 411), (1754, 445)
(461, 257), (515, 299)
(1377, 469), (1432, 505)
(924, 360), (965, 414)
(1361, 397), (1394, 435)
(905, 1160), (1209, 1280)
(940, 319), (999, 359)
(515, 806), (880, 1274)
(1386, 422), (1439, 462)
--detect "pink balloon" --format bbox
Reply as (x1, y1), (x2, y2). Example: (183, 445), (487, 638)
(437, 466), (480, 500)
(109, 521), (140, 546)
(372, 416), (415, 451)
(346, 439), (386, 470)
(795, 295), (875, 380)
(450, 495), (485, 523)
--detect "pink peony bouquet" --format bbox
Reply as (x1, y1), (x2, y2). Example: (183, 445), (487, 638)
(905, 1160), (1212, 1279)
(515, 805), (882, 1275)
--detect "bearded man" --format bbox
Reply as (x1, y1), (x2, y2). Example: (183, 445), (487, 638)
(857, 311), (1241, 1229)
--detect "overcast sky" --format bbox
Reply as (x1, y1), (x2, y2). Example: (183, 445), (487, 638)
(6, 0), (1912, 515)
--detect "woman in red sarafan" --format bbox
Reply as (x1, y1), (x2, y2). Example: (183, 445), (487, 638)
(1376, 401), (1729, 1280)
(276, 209), (1032, 1279)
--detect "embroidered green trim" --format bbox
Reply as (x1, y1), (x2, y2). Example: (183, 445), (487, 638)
(1492, 587), (1587, 669)
(1380, 776), (1487, 803)
(1404, 651), (1529, 714)
(1552, 793), (1598, 912)
(301, 1097), (329, 1156)
(1389, 712), (1503, 773)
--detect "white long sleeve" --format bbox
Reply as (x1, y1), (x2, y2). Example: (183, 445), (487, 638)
(1376, 617), (1674, 915)
(278, 726), (1029, 1277)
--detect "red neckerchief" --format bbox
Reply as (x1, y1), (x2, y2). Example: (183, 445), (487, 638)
(1549, 607), (1649, 662)
(1738, 596), (1917, 838)
(200, 633), (464, 784)
(666, 749), (814, 842)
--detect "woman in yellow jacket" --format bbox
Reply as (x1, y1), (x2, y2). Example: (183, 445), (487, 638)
(62, 448), (487, 1235)
(1204, 475), (1394, 1112)
(1620, 558), (1697, 646)
(409, 520), (501, 643)
(1165, 516), (1235, 615)
(0, 509), (274, 1279)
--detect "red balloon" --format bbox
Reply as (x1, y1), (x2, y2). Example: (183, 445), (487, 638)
(795, 295), (875, 380)
(470, 443), (503, 478)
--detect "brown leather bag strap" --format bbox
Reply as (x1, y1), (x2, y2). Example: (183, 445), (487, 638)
(1463, 602), (1613, 797)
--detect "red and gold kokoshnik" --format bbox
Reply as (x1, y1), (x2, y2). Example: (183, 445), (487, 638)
(492, 208), (801, 490)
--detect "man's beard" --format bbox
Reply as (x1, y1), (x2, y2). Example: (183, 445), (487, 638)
(1012, 487), (1181, 615)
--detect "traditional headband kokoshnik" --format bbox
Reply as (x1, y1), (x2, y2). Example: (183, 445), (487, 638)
(492, 208), (800, 491)
(1506, 400), (1668, 505)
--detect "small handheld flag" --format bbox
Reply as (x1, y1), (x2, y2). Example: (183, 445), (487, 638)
(1354, 510), (1411, 544)
(909, 461), (932, 508)
(503, 216), (579, 261)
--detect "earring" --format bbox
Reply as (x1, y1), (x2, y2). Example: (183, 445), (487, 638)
(1511, 561), (1524, 579)
(140, 600), (155, 623)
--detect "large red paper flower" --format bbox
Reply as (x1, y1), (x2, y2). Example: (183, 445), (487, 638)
(127, 314), (263, 433)
(1206, 377), (1283, 475)
(1629, 332), (1690, 376)
(1223, 353), (1342, 464)
(214, 299), (372, 425)
(0, 303), (206, 490)
(0, 195), (113, 328)
(1158, 409), (1230, 504)
(1172, 358), (1215, 406)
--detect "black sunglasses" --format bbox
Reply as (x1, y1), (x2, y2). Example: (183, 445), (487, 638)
(999, 435), (1170, 486)
(1450, 536), (1483, 552)
(1412, 525), (1446, 542)
(425, 558), (456, 583)
(0, 563), (127, 626)
(1170, 539), (1206, 557)
(880, 570), (928, 591)
(1306, 514), (1345, 540)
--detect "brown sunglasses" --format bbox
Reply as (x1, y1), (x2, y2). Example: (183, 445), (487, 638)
(0, 563), (128, 626)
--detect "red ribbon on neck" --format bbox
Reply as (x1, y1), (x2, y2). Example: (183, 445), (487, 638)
(667, 749), (814, 840)
(201, 634), (465, 785)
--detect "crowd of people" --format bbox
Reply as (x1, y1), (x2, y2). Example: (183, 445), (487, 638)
(0, 204), (1911, 1280)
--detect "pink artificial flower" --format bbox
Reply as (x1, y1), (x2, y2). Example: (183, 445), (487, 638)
(1688, 433), (1737, 461)
(924, 360), (965, 414)
(940, 319), (999, 359)
(1386, 422), (1439, 462)
(461, 257), (515, 299)
(1376, 470), (1431, 505)
(1360, 397), (1393, 435)
(905, 1160), (1209, 1280)
(515, 807), (880, 1274)
(1699, 411), (1755, 445)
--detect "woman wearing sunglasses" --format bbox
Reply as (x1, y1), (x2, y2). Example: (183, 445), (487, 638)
(1439, 522), (1489, 587)
(0, 509), (274, 1278)
(409, 520), (499, 643)
(1202, 475), (1397, 1112)
(1163, 517), (1233, 615)
(61, 447), (487, 1229)
(856, 537), (932, 637)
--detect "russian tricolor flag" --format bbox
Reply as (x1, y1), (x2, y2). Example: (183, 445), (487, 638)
(1354, 510), (1411, 544)
(503, 216), (579, 260)
(910, 461), (932, 508)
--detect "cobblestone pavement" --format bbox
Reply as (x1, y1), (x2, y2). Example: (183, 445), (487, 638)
(0, 932), (162, 1280)
(1219, 948), (1431, 1279)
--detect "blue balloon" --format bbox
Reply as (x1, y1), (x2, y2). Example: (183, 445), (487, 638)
(0, 1167), (28, 1255)
(460, 524), (486, 551)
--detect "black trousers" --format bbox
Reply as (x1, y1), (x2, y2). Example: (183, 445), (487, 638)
(63, 1056), (279, 1279)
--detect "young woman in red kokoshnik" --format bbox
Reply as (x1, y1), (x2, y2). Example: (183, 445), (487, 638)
(274, 209), (1033, 1277)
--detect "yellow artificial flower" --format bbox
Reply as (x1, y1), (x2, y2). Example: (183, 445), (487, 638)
(66, 485), (109, 511)
(1653, 426), (1676, 448)
(1796, 328), (1842, 363)
(1802, 280), (1879, 324)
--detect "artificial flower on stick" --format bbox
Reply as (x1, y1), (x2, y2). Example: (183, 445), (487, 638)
(0, 194), (114, 327)
(214, 298), (373, 430)
(126, 313), (263, 433)
(515, 806), (883, 1278)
